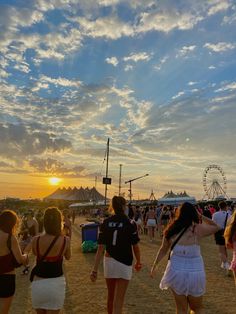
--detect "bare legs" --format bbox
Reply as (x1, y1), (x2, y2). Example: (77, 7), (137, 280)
(148, 226), (155, 242)
(233, 270), (236, 286)
(105, 278), (129, 314)
(218, 245), (228, 265)
(171, 290), (204, 314)
(0, 297), (13, 314)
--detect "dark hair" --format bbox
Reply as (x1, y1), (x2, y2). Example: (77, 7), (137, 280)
(164, 202), (200, 240)
(218, 201), (227, 210)
(110, 196), (126, 215)
(44, 207), (62, 236)
(0, 210), (18, 234)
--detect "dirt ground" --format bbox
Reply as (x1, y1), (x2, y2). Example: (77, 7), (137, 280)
(10, 216), (235, 314)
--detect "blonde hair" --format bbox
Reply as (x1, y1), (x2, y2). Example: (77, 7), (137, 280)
(224, 210), (236, 248)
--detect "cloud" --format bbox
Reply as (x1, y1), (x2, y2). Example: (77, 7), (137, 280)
(204, 42), (236, 52)
(105, 56), (119, 66)
(29, 157), (91, 178)
(172, 91), (185, 99)
(123, 52), (152, 62)
(154, 56), (169, 71)
(124, 64), (133, 71)
(130, 93), (236, 158)
(207, 0), (231, 16)
(77, 16), (134, 39)
(176, 45), (196, 58)
(188, 81), (197, 86)
(0, 123), (72, 159)
(215, 81), (236, 92)
(137, 10), (203, 33)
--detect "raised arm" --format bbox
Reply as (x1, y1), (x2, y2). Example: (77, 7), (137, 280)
(64, 237), (71, 260)
(197, 215), (221, 237)
(150, 236), (171, 277)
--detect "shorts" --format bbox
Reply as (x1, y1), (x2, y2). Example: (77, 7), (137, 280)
(0, 274), (16, 298)
(135, 218), (142, 225)
(214, 230), (225, 246)
(103, 256), (132, 280)
(147, 219), (156, 227)
(31, 276), (66, 310)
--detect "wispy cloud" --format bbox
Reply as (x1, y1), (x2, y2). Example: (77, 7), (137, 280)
(204, 42), (236, 52)
(123, 52), (152, 62)
(105, 56), (119, 66)
(176, 45), (196, 58)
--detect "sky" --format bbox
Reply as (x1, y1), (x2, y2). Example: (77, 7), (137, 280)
(0, 0), (236, 201)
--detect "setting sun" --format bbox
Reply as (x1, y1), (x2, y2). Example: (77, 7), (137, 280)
(48, 177), (62, 186)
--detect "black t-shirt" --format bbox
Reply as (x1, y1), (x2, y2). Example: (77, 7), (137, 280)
(98, 214), (140, 266)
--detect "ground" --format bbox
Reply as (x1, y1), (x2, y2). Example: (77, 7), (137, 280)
(10, 216), (235, 314)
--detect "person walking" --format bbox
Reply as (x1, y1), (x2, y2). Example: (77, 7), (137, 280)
(145, 206), (158, 242)
(29, 207), (71, 314)
(212, 201), (231, 271)
(0, 210), (28, 314)
(150, 202), (220, 314)
(90, 196), (141, 314)
(224, 210), (236, 286)
(20, 210), (39, 275)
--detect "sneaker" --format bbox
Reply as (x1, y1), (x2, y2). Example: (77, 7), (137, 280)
(224, 262), (230, 270)
(22, 266), (30, 275)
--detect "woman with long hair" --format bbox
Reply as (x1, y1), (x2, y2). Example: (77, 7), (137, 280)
(224, 210), (236, 285)
(90, 196), (141, 314)
(0, 210), (28, 314)
(150, 202), (220, 314)
(29, 207), (71, 314)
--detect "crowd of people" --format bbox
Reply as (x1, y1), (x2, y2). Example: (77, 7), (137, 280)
(0, 199), (236, 314)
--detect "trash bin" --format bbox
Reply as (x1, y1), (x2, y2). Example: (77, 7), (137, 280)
(81, 223), (99, 243)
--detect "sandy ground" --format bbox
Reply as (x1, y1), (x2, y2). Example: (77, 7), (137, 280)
(10, 216), (235, 314)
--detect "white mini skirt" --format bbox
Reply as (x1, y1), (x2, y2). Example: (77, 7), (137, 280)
(147, 218), (156, 227)
(103, 256), (132, 280)
(31, 276), (66, 310)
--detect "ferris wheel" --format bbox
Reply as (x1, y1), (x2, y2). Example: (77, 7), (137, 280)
(202, 164), (227, 200)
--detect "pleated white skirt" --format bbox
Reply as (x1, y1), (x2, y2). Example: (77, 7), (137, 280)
(160, 244), (205, 297)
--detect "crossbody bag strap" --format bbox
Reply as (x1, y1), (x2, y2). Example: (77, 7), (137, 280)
(38, 236), (59, 262)
(168, 226), (189, 260)
(223, 213), (228, 230)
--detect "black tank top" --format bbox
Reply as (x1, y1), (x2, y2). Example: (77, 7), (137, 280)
(34, 236), (66, 278)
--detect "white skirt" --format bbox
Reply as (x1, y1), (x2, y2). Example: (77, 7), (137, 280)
(160, 245), (205, 297)
(31, 276), (66, 310)
(103, 256), (132, 280)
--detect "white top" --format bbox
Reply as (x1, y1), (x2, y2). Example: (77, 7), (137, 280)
(212, 210), (230, 229)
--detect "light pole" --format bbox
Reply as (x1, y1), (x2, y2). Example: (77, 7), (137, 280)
(125, 174), (149, 202)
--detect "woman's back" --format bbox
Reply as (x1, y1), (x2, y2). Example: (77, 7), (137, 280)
(33, 234), (67, 258)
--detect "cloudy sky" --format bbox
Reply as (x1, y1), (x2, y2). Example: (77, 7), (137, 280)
(0, 0), (236, 200)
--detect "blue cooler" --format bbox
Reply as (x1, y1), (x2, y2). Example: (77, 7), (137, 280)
(81, 223), (99, 243)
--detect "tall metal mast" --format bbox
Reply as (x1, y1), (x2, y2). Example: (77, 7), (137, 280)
(104, 138), (110, 206)
(119, 164), (122, 196)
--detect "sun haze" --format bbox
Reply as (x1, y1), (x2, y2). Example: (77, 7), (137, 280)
(48, 177), (62, 186)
